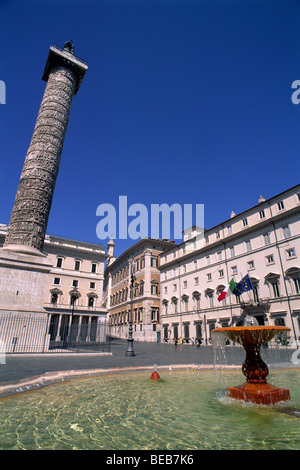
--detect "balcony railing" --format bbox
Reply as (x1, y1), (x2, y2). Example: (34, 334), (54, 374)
(52, 43), (88, 66)
(44, 303), (105, 312)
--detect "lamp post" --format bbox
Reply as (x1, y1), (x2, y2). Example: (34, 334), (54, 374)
(69, 286), (78, 347)
(125, 260), (136, 357)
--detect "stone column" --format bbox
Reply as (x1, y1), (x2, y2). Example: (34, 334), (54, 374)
(55, 314), (63, 341)
(4, 43), (88, 255)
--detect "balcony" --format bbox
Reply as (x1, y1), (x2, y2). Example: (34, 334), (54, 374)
(44, 303), (107, 314)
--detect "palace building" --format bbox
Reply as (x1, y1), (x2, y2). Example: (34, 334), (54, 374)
(0, 225), (107, 349)
(103, 238), (175, 342)
(158, 184), (300, 345)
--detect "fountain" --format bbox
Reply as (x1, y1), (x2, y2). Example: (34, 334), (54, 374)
(150, 364), (161, 380)
(212, 317), (291, 405)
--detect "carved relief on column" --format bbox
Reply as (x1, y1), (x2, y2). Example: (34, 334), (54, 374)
(4, 67), (76, 252)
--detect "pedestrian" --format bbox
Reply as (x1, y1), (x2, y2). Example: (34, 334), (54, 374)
(179, 336), (183, 351)
(174, 337), (178, 351)
(191, 337), (195, 348)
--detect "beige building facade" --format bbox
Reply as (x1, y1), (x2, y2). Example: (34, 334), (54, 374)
(0, 225), (107, 349)
(103, 238), (175, 342)
(159, 185), (300, 345)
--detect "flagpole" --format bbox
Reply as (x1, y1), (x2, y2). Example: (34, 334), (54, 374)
(240, 272), (252, 303)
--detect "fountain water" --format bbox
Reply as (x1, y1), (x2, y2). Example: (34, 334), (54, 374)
(212, 317), (291, 405)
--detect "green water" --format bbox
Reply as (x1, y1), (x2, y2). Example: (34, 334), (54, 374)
(1, 369), (300, 450)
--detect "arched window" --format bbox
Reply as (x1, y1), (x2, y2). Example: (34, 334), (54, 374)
(249, 277), (259, 303)
(181, 294), (189, 312)
(192, 291), (201, 310)
(171, 296), (178, 313)
(162, 299), (169, 315)
(285, 267), (300, 295)
(50, 288), (62, 305)
(265, 273), (281, 298)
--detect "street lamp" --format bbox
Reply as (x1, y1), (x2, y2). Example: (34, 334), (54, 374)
(125, 260), (136, 357)
(69, 285), (78, 347)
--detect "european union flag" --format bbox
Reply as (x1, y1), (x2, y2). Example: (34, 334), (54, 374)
(232, 274), (253, 296)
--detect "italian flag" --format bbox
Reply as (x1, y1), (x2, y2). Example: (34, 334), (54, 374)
(217, 279), (236, 302)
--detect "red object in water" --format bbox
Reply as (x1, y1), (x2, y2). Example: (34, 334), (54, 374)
(212, 326), (291, 405)
(150, 371), (161, 380)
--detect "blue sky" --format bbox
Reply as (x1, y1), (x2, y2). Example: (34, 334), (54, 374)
(0, 0), (300, 258)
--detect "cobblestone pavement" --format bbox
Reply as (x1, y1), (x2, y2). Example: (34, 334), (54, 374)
(0, 339), (296, 384)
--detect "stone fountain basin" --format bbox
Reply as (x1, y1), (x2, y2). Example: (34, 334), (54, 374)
(213, 326), (290, 345)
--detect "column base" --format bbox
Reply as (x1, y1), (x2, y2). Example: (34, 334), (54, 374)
(228, 382), (291, 405)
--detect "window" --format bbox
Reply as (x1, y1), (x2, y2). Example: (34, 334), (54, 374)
(271, 281), (280, 298)
(140, 282), (144, 296)
(151, 309), (159, 323)
(70, 294), (78, 306)
(88, 297), (94, 307)
(91, 263), (97, 273)
(194, 295), (200, 310)
(164, 286), (168, 294)
(140, 257), (145, 269)
(56, 257), (63, 268)
(259, 210), (265, 219)
(266, 255), (274, 264)
(90, 282), (95, 289)
(282, 225), (291, 239)
(151, 257), (158, 268)
(194, 277), (199, 285)
(230, 246), (235, 257)
(286, 248), (296, 259)
(216, 231), (220, 239)
(246, 240), (252, 252)
(72, 280), (78, 287)
(232, 265), (237, 274)
(228, 225), (232, 234)
(277, 201), (285, 211)
(207, 273), (212, 281)
(183, 280), (187, 288)
(293, 277), (300, 294)
(243, 218), (248, 227)
(151, 284), (158, 295)
(218, 269), (224, 277)
(248, 261), (255, 270)
(50, 292), (58, 305)
(263, 233), (270, 245)
(53, 277), (60, 285)
(252, 283), (259, 303)
(205, 236), (209, 244)
(75, 260), (80, 271)
(173, 284), (177, 291)
(134, 284), (139, 297)
(183, 296), (189, 312)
